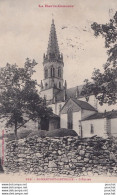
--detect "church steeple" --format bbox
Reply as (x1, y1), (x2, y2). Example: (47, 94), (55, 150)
(43, 19), (63, 63)
(40, 19), (64, 101)
(47, 19), (60, 56)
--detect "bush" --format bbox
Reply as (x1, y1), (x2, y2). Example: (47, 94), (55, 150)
(28, 128), (78, 138)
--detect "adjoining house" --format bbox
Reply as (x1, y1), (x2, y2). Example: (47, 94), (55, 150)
(81, 110), (117, 138)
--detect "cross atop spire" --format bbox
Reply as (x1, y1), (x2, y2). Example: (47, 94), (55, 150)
(52, 13), (54, 23)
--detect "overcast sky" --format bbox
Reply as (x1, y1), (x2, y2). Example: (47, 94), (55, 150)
(0, 0), (116, 88)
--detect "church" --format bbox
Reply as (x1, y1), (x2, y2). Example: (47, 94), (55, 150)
(39, 19), (117, 138)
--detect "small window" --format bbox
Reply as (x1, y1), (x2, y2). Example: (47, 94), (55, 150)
(45, 83), (48, 89)
(58, 67), (61, 77)
(90, 124), (94, 134)
(59, 82), (61, 89)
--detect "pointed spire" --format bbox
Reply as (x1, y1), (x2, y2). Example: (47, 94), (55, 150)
(75, 86), (79, 98)
(47, 19), (60, 59)
(64, 80), (67, 90)
(43, 19), (63, 64)
(41, 80), (43, 90)
(64, 80), (67, 101)
(52, 18), (54, 24)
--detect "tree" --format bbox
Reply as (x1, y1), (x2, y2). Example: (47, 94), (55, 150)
(81, 79), (94, 102)
(0, 59), (52, 138)
(82, 11), (117, 105)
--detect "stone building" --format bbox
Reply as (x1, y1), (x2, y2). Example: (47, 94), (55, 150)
(40, 19), (117, 137)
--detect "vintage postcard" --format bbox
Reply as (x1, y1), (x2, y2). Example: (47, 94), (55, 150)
(0, 0), (117, 182)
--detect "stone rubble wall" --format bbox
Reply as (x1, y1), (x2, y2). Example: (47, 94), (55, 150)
(4, 136), (117, 176)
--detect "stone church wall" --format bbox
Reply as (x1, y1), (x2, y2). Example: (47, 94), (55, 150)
(4, 136), (117, 176)
(60, 113), (68, 129)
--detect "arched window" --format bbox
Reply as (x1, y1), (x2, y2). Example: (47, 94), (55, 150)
(59, 82), (61, 89)
(58, 67), (61, 77)
(53, 68), (55, 77)
(45, 69), (48, 79)
(50, 67), (52, 77)
(50, 67), (55, 77)
(67, 108), (73, 129)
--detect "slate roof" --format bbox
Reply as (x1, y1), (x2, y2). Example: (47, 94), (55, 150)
(66, 85), (83, 98)
(82, 110), (117, 121)
(47, 19), (60, 56)
(55, 85), (84, 103)
(60, 98), (97, 112)
(72, 98), (97, 111)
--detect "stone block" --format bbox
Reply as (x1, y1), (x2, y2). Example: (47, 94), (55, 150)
(58, 150), (63, 155)
(35, 153), (43, 158)
(82, 167), (86, 171)
(18, 154), (26, 158)
(76, 163), (83, 167)
(48, 161), (57, 168)
(84, 158), (89, 162)
(77, 156), (82, 160)
(71, 159), (77, 163)
(64, 165), (70, 170)
(78, 145), (82, 150)
(85, 153), (90, 158)
(58, 162), (64, 166)
(79, 150), (85, 156)
(61, 158), (69, 163)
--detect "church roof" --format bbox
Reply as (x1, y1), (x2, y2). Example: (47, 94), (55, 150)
(72, 98), (97, 111)
(55, 85), (84, 103)
(66, 85), (83, 98)
(82, 110), (117, 121)
(60, 97), (97, 113)
(47, 19), (60, 57)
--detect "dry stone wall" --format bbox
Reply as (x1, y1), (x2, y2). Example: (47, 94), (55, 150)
(4, 136), (117, 176)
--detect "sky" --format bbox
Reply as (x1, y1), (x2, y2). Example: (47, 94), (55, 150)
(0, 0), (116, 88)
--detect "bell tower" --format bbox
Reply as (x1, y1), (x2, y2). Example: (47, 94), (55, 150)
(40, 19), (64, 101)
